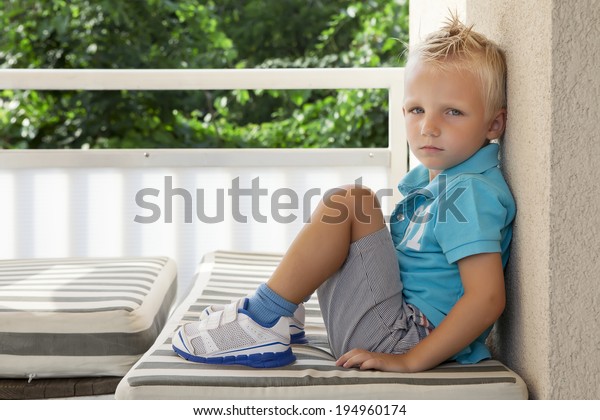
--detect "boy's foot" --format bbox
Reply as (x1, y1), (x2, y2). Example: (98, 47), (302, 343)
(172, 299), (296, 368)
(200, 300), (307, 344)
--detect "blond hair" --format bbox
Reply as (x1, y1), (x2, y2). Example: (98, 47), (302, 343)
(407, 15), (507, 118)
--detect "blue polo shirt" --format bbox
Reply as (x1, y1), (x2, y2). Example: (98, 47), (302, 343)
(390, 144), (516, 364)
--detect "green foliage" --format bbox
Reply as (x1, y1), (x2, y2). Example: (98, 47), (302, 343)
(0, 0), (409, 149)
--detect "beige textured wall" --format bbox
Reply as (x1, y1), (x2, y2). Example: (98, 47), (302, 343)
(410, 0), (600, 399)
(546, 1), (600, 399)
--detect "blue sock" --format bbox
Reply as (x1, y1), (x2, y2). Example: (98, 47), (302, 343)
(245, 283), (298, 327)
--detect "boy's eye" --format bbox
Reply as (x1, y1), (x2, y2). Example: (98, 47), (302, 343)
(409, 107), (424, 114)
(447, 109), (463, 116)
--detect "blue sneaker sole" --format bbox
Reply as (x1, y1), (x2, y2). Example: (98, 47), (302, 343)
(290, 331), (308, 345)
(173, 345), (296, 368)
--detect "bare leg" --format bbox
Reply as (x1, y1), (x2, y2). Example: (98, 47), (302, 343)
(267, 185), (386, 304)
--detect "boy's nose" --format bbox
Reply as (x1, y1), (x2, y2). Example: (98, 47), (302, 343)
(420, 122), (440, 137)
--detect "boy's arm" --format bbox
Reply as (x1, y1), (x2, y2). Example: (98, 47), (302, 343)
(336, 252), (506, 373)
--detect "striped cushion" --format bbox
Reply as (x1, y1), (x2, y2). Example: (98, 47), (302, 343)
(116, 251), (528, 400)
(0, 257), (177, 379)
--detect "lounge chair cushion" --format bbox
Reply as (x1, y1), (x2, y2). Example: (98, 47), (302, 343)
(0, 256), (177, 379)
(115, 251), (528, 400)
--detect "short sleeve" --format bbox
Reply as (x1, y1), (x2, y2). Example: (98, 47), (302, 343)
(433, 177), (509, 264)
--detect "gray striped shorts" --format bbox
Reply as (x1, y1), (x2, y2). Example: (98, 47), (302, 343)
(317, 227), (433, 359)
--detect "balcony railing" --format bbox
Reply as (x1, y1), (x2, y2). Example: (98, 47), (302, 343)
(0, 68), (407, 299)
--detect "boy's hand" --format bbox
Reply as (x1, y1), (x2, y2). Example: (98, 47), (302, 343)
(336, 349), (414, 373)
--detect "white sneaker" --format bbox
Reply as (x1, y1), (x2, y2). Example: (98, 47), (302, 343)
(172, 299), (296, 368)
(200, 299), (307, 344)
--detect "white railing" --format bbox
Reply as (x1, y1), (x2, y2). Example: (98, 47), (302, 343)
(0, 68), (406, 298)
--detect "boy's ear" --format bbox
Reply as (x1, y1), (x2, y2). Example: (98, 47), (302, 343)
(487, 108), (507, 140)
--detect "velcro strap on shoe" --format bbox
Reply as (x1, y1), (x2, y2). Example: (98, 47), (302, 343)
(205, 310), (223, 330)
(222, 301), (239, 324)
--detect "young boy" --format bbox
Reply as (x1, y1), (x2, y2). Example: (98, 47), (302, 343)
(172, 16), (516, 372)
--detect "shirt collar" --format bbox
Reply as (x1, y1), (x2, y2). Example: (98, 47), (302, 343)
(398, 143), (500, 198)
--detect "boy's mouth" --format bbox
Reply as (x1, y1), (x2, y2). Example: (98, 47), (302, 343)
(420, 145), (444, 151)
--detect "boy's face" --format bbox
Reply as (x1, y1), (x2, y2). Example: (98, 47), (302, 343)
(403, 59), (505, 180)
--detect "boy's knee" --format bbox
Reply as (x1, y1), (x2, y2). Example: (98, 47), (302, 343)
(322, 185), (381, 224)
(323, 184), (377, 205)
(325, 184), (378, 200)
